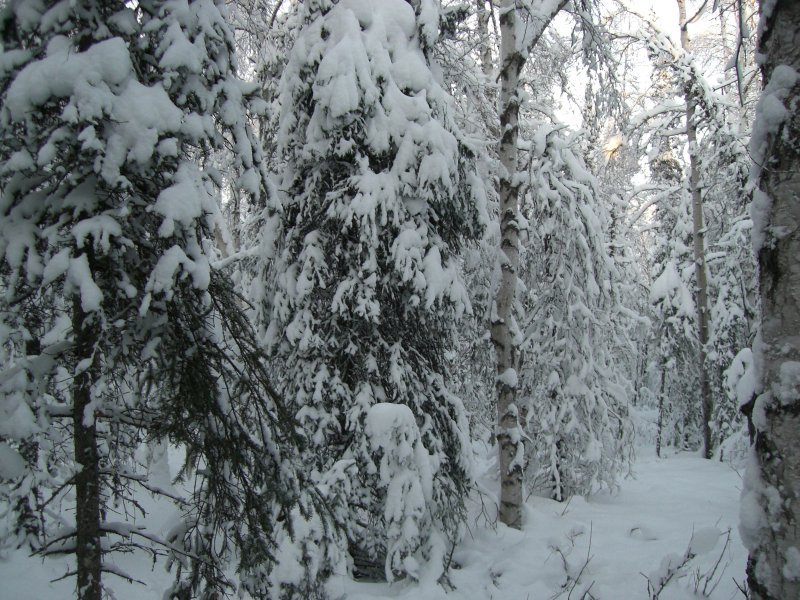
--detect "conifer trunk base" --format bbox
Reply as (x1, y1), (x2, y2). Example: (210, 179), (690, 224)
(73, 294), (102, 600)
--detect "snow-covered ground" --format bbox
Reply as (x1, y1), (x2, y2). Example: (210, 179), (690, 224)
(333, 444), (746, 600)
(0, 445), (747, 600)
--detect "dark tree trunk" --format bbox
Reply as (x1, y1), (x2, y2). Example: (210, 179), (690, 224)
(657, 361), (667, 459)
(745, 1), (800, 598)
(72, 252), (102, 600)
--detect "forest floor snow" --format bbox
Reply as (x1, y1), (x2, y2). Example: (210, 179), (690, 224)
(0, 445), (747, 600)
(334, 444), (747, 600)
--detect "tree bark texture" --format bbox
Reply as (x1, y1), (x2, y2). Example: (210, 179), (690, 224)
(745, 1), (800, 598)
(491, 0), (568, 529)
(73, 251), (102, 600)
(492, 0), (524, 530)
(476, 0), (494, 78)
(657, 359), (667, 459)
(677, 0), (714, 458)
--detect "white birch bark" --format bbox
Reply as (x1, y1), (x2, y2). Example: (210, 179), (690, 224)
(493, 0), (525, 529)
(677, 0), (714, 458)
(491, 0), (567, 529)
(476, 0), (494, 78)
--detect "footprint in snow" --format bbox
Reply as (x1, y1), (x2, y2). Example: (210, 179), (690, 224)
(629, 524), (659, 540)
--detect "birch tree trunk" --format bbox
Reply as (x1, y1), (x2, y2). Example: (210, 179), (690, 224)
(492, 0), (525, 530)
(677, 0), (714, 458)
(491, 0), (567, 529)
(476, 0), (494, 78)
(743, 1), (800, 597)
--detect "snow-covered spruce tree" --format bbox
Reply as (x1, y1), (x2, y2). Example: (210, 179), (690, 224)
(450, 231), (497, 441)
(673, 0), (715, 459)
(518, 123), (633, 500)
(228, 0), (303, 187)
(622, 7), (758, 455)
(576, 0), (642, 477)
(643, 120), (701, 453)
(672, 0), (756, 459)
(741, 0), (800, 598)
(0, 1), (319, 598)
(421, 2), (498, 443)
(691, 84), (756, 453)
(593, 130), (652, 417)
(624, 51), (698, 457)
(648, 205), (701, 455)
(706, 186), (756, 454)
(261, 0), (484, 581)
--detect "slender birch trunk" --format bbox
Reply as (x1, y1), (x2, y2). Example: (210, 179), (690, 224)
(492, 0), (525, 529)
(744, 2), (800, 597)
(491, 0), (567, 529)
(677, 0), (713, 458)
(476, 0), (493, 78)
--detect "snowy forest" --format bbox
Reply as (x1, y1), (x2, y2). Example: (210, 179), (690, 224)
(0, 0), (798, 599)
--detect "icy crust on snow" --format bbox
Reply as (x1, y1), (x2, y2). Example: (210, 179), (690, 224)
(749, 64), (799, 253)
